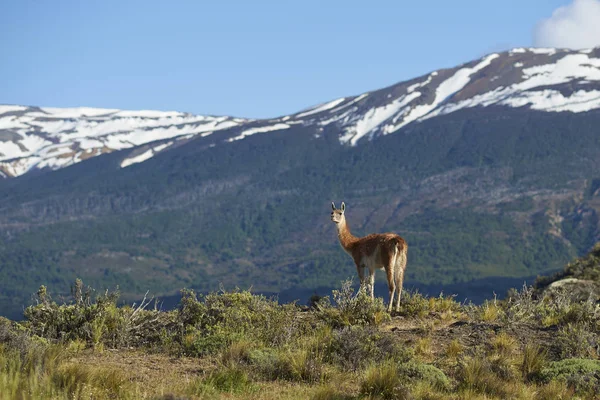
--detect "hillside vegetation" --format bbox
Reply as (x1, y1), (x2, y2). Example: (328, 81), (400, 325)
(1, 244), (600, 399)
(1, 109), (600, 319)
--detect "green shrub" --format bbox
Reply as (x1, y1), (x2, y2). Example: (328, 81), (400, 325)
(556, 323), (598, 358)
(326, 325), (411, 371)
(24, 281), (120, 344)
(396, 361), (451, 391)
(177, 288), (300, 356)
(539, 359), (600, 395)
(177, 288), (206, 326)
(314, 280), (390, 327)
(23, 280), (176, 351)
(247, 347), (280, 379)
(504, 282), (600, 329)
(0, 317), (43, 359)
(221, 339), (254, 367)
(397, 290), (430, 318)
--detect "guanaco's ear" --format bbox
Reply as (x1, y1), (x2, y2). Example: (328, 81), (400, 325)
(331, 202), (336, 210)
(341, 202), (346, 212)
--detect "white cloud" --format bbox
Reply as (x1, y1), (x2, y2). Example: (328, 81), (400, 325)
(534, 0), (600, 49)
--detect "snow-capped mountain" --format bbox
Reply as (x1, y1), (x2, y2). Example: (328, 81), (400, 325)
(0, 106), (248, 178)
(294, 47), (600, 145)
(2, 46), (599, 178)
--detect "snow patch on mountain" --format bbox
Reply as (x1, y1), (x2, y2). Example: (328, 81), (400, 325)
(121, 141), (174, 168)
(295, 98), (347, 118)
(40, 107), (120, 118)
(425, 52), (600, 118)
(121, 149), (154, 168)
(407, 72), (438, 93)
(0, 105), (28, 114)
(502, 89), (600, 112)
(340, 92), (421, 145)
(382, 53), (499, 133)
(227, 123), (291, 142)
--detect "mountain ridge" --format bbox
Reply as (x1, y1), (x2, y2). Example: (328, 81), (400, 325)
(2, 47), (600, 178)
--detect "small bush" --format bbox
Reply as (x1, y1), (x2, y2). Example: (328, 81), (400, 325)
(276, 347), (328, 384)
(315, 280), (390, 327)
(221, 339), (254, 367)
(414, 337), (433, 361)
(398, 290), (430, 318)
(361, 360), (412, 400)
(490, 331), (517, 357)
(247, 347), (280, 379)
(539, 358), (600, 395)
(445, 339), (463, 360)
(503, 284), (539, 323)
(178, 288), (300, 356)
(326, 325), (410, 371)
(396, 361), (451, 391)
(504, 283), (600, 330)
(535, 380), (575, 400)
(0, 317), (42, 359)
(458, 356), (508, 397)
(488, 353), (519, 381)
(22, 280), (172, 350)
(247, 344), (328, 384)
(556, 323), (598, 358)
(521, 343), (547, 382)
(479, 299), (503, 322)
(201, 367), (254, 394)
(177, 289), (206, 326)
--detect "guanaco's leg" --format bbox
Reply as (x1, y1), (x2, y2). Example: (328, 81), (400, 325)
(356, 264), (366, 291)
(395, 267), (404, 312)
(368, 269), (375, 299)
(386, 263), (396, 313)
(395, 252), (407, 312)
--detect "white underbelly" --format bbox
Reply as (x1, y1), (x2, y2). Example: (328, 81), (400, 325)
(362, 251), (384, 270)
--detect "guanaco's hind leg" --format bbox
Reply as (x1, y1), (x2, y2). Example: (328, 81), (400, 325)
(395, 251), (407, 312)
(356, 264), (366, 292)
(386, 253), (397, 313)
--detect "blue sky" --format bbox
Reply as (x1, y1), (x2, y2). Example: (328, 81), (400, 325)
(0, 0), (575, 118)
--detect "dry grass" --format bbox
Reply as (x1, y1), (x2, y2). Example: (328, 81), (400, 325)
(445, 339), (464, 360)
(414, 337), (434, 361)
(521, 343), (547, 381)
(360, 360), (409, 400)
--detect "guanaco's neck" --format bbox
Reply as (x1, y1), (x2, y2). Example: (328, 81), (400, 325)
(337, 219), (359, 252)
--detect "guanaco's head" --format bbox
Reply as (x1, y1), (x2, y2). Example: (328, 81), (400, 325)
(331, 202), (346, 225)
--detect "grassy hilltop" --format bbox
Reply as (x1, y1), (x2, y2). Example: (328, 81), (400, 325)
(1, 244), (600, 399)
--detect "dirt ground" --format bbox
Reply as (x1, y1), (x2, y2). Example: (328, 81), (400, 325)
(383, 314), (561, 360)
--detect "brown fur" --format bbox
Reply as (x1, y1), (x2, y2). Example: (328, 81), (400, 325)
(331, 202), (408, 312)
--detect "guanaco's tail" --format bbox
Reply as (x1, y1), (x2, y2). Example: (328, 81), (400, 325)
(390, 237), (408, 271)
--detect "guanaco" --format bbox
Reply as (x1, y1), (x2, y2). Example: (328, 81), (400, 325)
(331, 202), (408, 312)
